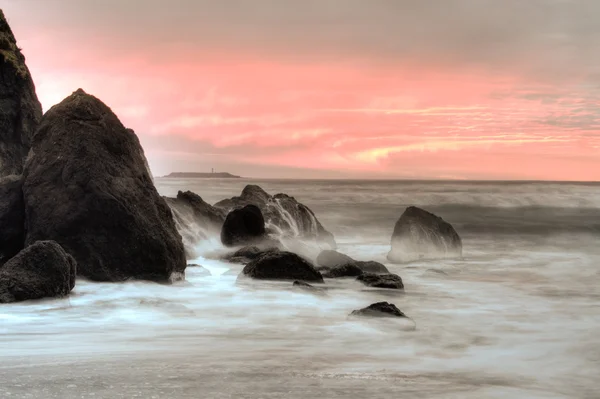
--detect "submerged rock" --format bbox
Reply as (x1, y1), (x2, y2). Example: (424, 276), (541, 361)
(215, 185), (336, 249)
(164, 190), (226, 258)
(221, 204), (267, 247)
(0, 175), (24, 265)
(0, 10), (43, 178)
(22, 89), (186, 282)
(0, 240), (76, 303)
(350, 302), (407, 318)
(241, 251), (323, 282)
(316, 250), (390, 275)
(357, 273), (404, 290)
(388, 206), (462, 263)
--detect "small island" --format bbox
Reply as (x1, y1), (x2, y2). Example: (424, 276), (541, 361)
(162, 171), (241, 179)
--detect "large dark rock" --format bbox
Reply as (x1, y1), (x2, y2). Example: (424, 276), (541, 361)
(22, 89), (186, 282)
(221, 204), (267, 247)
(357, 273), (404, 290)
(0, 174), (24, 265)
(241, 251), (323, 282)
(0, 240), (76, 303)
(0, 11), (43, 178)
(388, 206), (462, 263)
(215, 185), (336, 249)
(350, 302), (407, 318)
(223, 245), (281, 265)
(164, 190), (226, 258)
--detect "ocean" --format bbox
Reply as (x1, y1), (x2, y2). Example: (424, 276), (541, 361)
(1, 179), (599, 398)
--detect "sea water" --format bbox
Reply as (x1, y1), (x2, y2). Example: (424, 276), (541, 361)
(1, 179), (598, 398)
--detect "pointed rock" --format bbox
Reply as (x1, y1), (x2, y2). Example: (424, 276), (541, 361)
(22, 89), (186, 282)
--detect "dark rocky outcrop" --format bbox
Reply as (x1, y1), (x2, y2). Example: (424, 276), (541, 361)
(388, 206), (462, 263)
(357, 273), (404, 290)
(215, 185), (336, 249)
(350, 302), (407, 318)
(241, 251), (323, 282)
(316, 250), (390, 275)
(164, 190), (226, 258)
(0, 174), (24, 265)
(22, 89), (186, 282)
(321, 263), (364, 278)
(0, 11), (43, 178)
(221, 204), (267, 247)
(0, 240), (76, 303)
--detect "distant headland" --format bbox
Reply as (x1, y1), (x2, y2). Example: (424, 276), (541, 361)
(162, 172), (241, 178)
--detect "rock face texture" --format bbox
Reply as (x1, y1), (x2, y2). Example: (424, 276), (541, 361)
(0, 240), (76, 303)
(0, 11), (43, 177)
(22, 89), (186, 282)
(350, 302), (407, 318)
(0, 174), (24, 265)
(215, 185), (336, 249)
(164, 190), (226, 258)
(241, 251), (324, 282)
(388, 206), (462, 263)
(221, 204), (267, 247)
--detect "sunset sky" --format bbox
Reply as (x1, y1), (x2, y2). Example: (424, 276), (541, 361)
(3, 0), (599, 180)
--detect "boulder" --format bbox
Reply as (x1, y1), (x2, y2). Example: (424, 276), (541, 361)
(241, 251), (323, 282)
(350, 302), (407, 318)
(220, 204), (267, 247)
(22, 89), (186, 282)
(0, 240), (76, 303)
(321, 263), (364, 278)
(215, 185), (336, 249)
(163, 190), (226, 258)
(357, 273), (404, 290)
(0, 11), (43, 178)
(388, 206), (462, 263)
(223, 245), (282, 265)
(0, 175), (24, 265)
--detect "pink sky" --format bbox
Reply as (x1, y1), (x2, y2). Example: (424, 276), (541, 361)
(3, 0), (600, 180)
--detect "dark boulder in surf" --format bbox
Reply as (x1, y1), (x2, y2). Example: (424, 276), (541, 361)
(221, 204), (267, 247)
(164, 190), (226, 258)
(387, 206), (462, 263)
(350, 302), (407, 318)
(215, 185), (336, 249)
(0, 240), (76, 303)
(321, 263), (364, 278)
(316, 250), (390, 274)
(223, 245), (281, 264)
(357, 273), (404, 290)
(22, 89), (186, 282)
(241, 251), (323, 282)
(0, 11), (43, 178)
(354, 260), (389, 274)
(0, 175), (25, 265)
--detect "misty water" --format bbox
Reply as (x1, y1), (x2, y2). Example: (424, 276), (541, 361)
(1, 179), (599, 398)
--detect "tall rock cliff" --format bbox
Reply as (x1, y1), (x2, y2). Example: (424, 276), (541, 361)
(0, 9), (42, 177)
